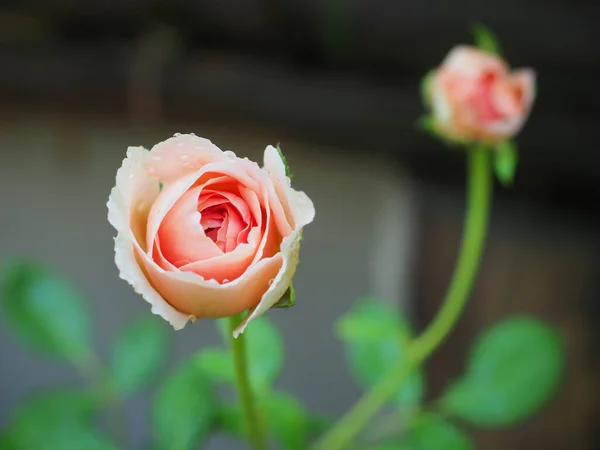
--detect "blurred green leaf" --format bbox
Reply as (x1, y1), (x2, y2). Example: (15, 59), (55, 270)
(1, 260), (93, 365)
(494, 140), (518, 187)
(214, 316), (284, 390)
(336, 299), (424, 408)
(262, 391), (310, 450)
(1, 388), (113, 450)
(367, 415), (471, 450)
(272, 284), (296, 309)
(196, 347), (235, 384)
(153, 357), (215, 450)
(439, 316), (565, 427)
(109, 315), (170, 396)
(307, 414), (334, 442)
(215, 404), (245, 437)
(420, 70), (436, 108)
(217, 391), (310, 450)
(403, 415), (473, 450)
(472, 23), (502, 56)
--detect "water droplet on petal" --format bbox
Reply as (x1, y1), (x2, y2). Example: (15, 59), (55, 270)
(128, 173), (135, 179)
(223, 278), (230, 284)
(268, 278), (275, 286)
(173, 132), (181, 137)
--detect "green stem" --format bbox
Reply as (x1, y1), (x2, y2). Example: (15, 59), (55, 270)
(313, 147), (493, 450)
(228, 314), (267, 450)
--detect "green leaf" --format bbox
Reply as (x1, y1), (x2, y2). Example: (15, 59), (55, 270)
(472, 23), (502, 56)
(217, 391), (310, 450)
(209, 317), (283, 391)
(494, 140), (518, 187)
(261, 392), (310, 450)
(109, 315), (170, 396)
(275, 144), (292, 178)
(272, 284), (296, 308)
(336, 299), (424, 408)
(196, 347), (235, 384)
(439, 316), (565, 427)
(420, 70), (436, 108)
(246, 317), (285, 389)
(1, 388), (113, 450)
(215, 404), (245, 437)
(402, 415), (473, 450)
(153, 357), (216, 450)
(0, 260), (93, 364)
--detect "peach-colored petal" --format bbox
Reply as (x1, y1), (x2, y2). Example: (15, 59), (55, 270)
(512, 69), (536, 116)
(133, 236), (283, 318)
(144, 133), (226, 184)
(234, 145), (316, 337)
(145, 162), (263, 260)
(157, 186), (223, 266)
(107, 146), (192, 329)
(442, 45), (507, 79)
(485, 70), (536, 139)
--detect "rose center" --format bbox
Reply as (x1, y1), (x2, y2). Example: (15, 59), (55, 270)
(199, 205), (229, 251)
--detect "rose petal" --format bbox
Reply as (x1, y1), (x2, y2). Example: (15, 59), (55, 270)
(144, 134), (226, 183)
(107, 146), (191, 329)
(157, 186), (223, 266)
(233, 146), (316, 337)
(442, 45), (508, 79)
(135, 237), (283, 318)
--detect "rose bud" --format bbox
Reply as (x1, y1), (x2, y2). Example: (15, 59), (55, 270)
(425, 45), (535, 143)
(107, 134), (315, 336)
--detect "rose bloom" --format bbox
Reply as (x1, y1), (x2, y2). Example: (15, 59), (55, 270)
(107, 134), (315, 336)
(429, 45), (535, 143)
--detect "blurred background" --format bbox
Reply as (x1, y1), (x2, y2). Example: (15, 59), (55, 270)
(0, 1), (598, 449)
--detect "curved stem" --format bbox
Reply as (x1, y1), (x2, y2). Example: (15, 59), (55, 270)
(313, 147), (493, 450)
(228, 314), (267, 450)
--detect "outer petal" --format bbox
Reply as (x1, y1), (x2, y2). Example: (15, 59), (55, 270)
(107, 146), (192, 329)
(484, 69), (536, 139)
(144, 133), (227, 184)
(233, 145), (316, 337)
(442, 45), (507, 79)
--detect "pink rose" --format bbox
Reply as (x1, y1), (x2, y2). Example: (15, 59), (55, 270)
(107, 134), (315, 336)
(428, 45), (535, 143)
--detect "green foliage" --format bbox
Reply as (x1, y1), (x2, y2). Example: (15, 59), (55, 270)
(472, 23), (502, 56)
(153, 357), (216, 450)
(0, 388), (115, 450)
(336, 299), (424, 408)
(439, 316), (565, 427)
(195, 347), (235, 384)
(420, 71), (436, 108)
(275, 145), (292, 178)
(218, 391), (310, 450)
(494, 140), (518, 187)
(109, 315), (170, 396)
(272, 284), (296, 308)
(401, 415), (473, 450)
(1, 260), (93, 365)
(262, 391), (310, 450)
(207, 317), (284, 391)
